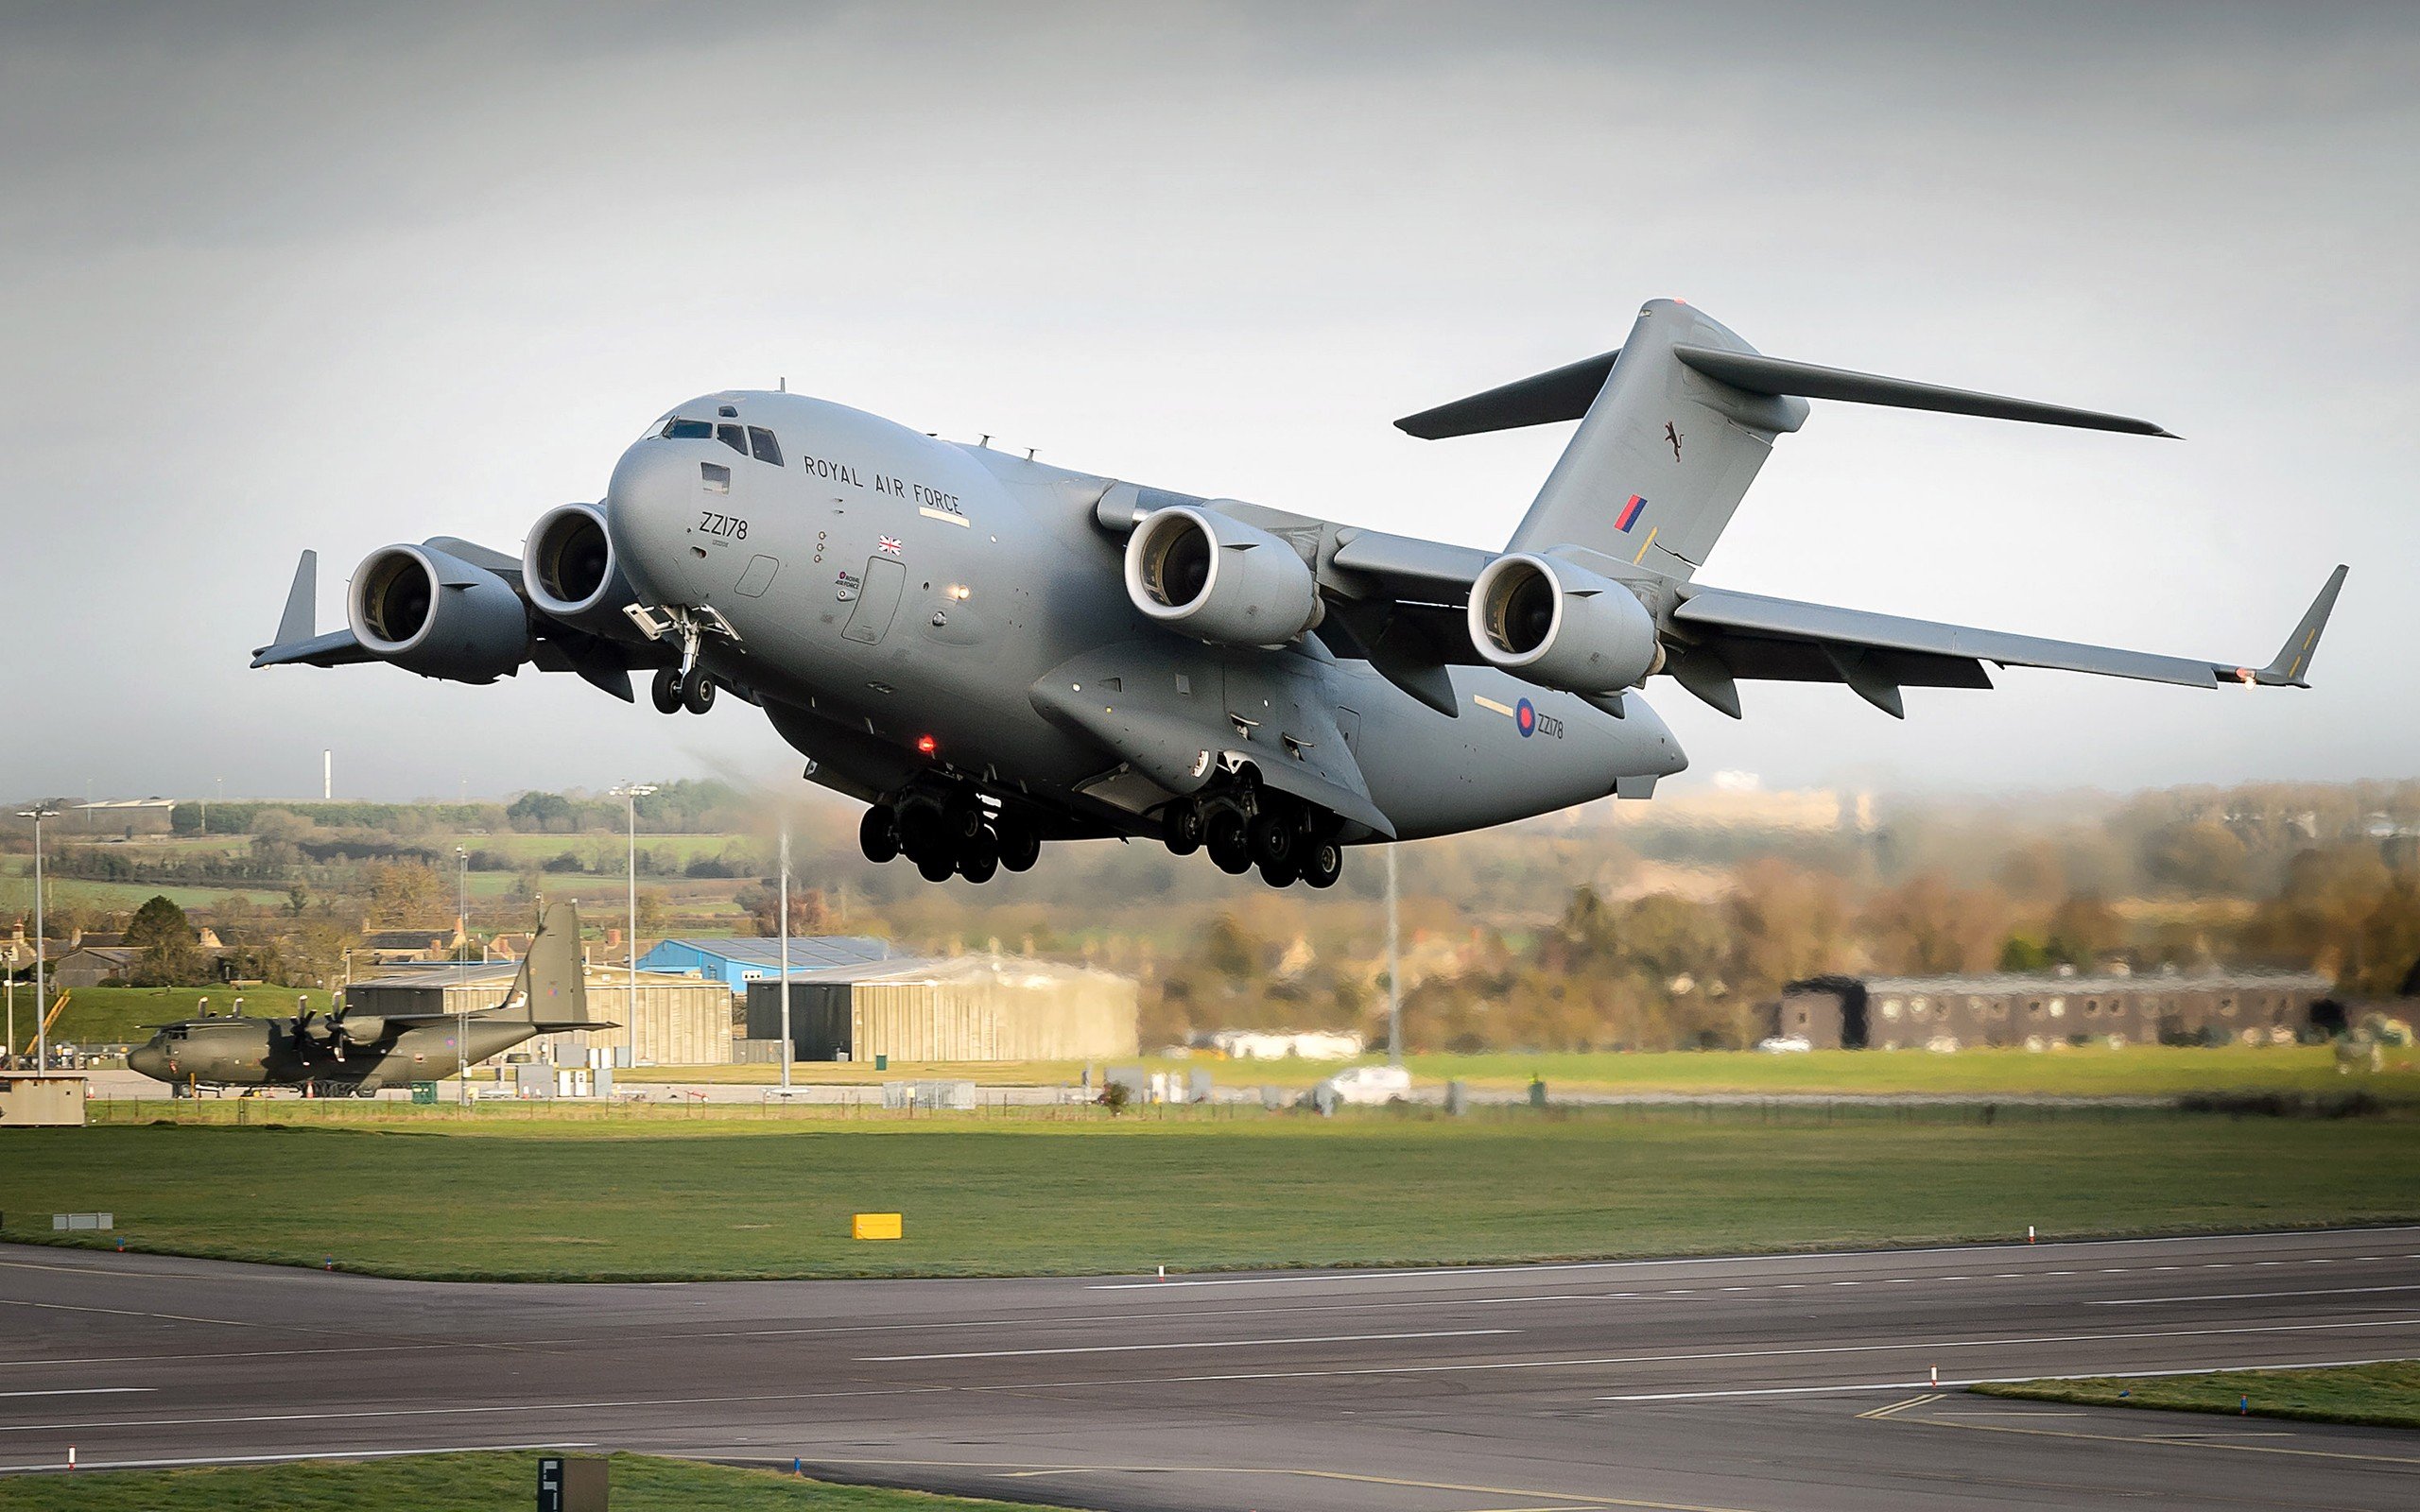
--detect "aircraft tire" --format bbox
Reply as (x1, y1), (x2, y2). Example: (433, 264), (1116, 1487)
(1207, 812), (1253, 874)
(1258, 855), (1298, 888)
(895, 801), (939, 855)
(942, 791), (985, 842)
(649, 667), (683, 714)
(915, 850), (957, 884)
(997, 818), (1042, 872)
(959, 827), (1000, 884)
(1247, 812), (1296, 868)
(1163, 803), (1204, 856)
(1301, 841), (1342, 888)
(682, 672), (717, 714)
(858, 805), (900, 864)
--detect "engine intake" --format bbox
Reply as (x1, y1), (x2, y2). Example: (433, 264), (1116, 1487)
(523, 502), (643, 641)
(1124, 505), (1323, 646)
(1468, 553), (1664, 693)
(348, 544), (530, 683)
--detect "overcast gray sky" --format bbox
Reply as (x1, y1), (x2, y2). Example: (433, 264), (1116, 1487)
(2, 1), (2413, 806)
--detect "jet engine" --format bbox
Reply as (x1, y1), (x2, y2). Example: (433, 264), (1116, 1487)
(1467, 552), (1664, 693)
(1124, 505), (1323, 646)
(523, 502), (645, 642)
(348, 543), (530, 683)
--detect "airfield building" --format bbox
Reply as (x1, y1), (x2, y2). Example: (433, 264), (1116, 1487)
(635, 936), (892, 991)
(745, 954), (1139, 1063)
(1773, 970), (2336, 1051)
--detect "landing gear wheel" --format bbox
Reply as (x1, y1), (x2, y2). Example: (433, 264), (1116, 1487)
(897, 802), (943, 861)
(1207, 811), (1253, 875)
(1164, 803), (1205, 857)
(681, 671), (717, 714)
(1258, 855), (1299, 888)
(958, 827), (1000, 884)
(650, 667), (682, 714)
(915, 850), (957, 884)
(858, 805), (899, 864)
(942, 792), (985, 844)
(1247, 812), (1296, 868)
(1301, 841), (1342, 889)
(996, 817), (1041, 873)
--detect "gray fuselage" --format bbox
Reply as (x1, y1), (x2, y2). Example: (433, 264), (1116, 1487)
(604, 392), (1686, 841)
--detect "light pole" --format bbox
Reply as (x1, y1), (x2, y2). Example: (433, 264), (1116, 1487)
(1385, 845), (1402, 1069)
(14, 804), (60, 1073)
(455, 845), (470, 1107)
(778, 823), (793, 1091)
(610, 782), (658, 1066)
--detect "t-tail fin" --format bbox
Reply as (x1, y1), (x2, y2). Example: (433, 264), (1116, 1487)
(495, 900), (597, 1029)
(1397, 300), (2174, 579)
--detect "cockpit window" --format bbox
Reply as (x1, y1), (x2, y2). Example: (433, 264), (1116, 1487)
(747, 426), (783, 465)
(715, 422), (748, 455)
(661, 418), (711, 440)
(163, 1025), (191, 1040)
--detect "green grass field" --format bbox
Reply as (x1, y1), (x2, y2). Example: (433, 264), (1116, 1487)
(621, 1045), (2420, 1100)
(5, 1112), (2414, 1281)
(0, 1452), (1068, 1512)
(1973, 1360), (2420, 1431)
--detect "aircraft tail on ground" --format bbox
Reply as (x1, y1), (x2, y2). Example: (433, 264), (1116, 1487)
(495, 900), (597, 1029)
(1396, 300), (2174, 579)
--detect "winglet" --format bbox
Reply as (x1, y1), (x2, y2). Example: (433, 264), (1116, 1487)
(275, 550), (318, 644)
(2249, 564), (2348, 688)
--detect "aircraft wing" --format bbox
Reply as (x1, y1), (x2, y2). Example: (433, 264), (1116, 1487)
(1661, 565), (2347, 718)
(249, 545), (664, 700)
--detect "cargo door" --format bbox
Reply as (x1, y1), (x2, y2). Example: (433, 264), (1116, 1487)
(841, 556), (907, 644)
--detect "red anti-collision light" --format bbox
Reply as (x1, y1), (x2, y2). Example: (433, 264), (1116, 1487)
(916, 734), (938, 754)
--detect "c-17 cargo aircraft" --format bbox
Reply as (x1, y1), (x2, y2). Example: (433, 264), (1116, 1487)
(255, 301), (2344, 889)
(127, 902), (605, 1095)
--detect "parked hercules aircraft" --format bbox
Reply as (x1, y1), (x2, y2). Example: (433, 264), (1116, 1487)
(255, 301), (2344, 889)
(126, 902), (604, 1095)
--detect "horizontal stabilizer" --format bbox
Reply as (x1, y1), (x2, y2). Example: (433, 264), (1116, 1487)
(1394, 351), (1618, 439)
(1670, 346), (2175, 438)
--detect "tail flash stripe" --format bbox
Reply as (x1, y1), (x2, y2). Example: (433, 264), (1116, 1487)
(1616, 494), (1647, 532)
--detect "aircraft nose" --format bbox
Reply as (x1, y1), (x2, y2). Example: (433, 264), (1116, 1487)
(128, 1043), (166, 1079)
(605, 439), (702, 604)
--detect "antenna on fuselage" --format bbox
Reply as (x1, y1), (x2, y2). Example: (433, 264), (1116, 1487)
(979, 435), (991, 448)
(779, 376), (786, 392)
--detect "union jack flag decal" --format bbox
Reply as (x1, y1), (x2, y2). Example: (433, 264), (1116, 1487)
(877, 536), (902, 555)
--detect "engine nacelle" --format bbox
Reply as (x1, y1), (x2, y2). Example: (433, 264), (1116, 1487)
(328, 1014), (386, 1045)
(1124, 505), (1323, 646)
(523, 502), (644, 641)
(1467, 553), (1664, 693)
(348, 544), (530, 683)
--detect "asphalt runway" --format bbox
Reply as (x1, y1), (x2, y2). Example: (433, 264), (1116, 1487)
(5, 1228), (2419, 1509)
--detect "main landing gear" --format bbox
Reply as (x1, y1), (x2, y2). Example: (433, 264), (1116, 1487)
(1162, 781), (1343, 890)
(859, 786), (1041, 885)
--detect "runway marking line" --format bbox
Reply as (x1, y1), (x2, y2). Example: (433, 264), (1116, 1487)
(953, 1316), (2420, 1396)
(0, 1441), (596, 1475)
(856, 1328), (1517, 1362)
(1856, 1392), (1942, 1419)
(1877, 1399), (2420, 1469)
(0, 1385), (955, 1435)
(1079, 1228), (2420, 1290)
(2090, 1283), (2420, 1306)
(0, 1387), (152, 1400)
(780, 1455), (1764, 1512)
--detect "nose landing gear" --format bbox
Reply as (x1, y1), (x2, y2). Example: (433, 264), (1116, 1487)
(649, 665), (717, 715)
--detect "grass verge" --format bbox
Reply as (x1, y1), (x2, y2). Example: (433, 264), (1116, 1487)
(5, 1110), (2415, 1281)
(1970, 1359), (2420, 1431)
(0, 1451), (1066, 1511)
(614, 1045), (2420, 1100)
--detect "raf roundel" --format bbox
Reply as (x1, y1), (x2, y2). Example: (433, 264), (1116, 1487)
(1515, 697), (1538, 737)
